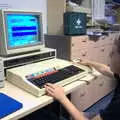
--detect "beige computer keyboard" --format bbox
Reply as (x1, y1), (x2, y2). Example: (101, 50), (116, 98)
(6, 58), (90, 97)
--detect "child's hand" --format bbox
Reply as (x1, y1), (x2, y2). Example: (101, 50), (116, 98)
(44, 83), (66, 102)
(72, 58), (92, 66)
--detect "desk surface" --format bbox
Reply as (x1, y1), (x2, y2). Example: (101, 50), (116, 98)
(0, 70), (100, 120)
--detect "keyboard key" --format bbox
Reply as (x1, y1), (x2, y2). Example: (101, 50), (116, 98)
(27, 65), (84, 88)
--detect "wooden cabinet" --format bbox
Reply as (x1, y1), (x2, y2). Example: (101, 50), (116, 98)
(45, 35), (113, 65)
(45, 35), (87, 60)
(45, 34), (116, 110)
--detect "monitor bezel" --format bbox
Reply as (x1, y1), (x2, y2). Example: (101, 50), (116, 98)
(4, 10), (43, 50)
(1, 10), (44, 56)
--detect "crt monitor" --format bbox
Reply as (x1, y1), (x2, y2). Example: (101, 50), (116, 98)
(0, 9), (44, 56)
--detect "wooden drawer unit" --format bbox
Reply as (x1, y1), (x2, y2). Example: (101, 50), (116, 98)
(45, 34), (116, 110)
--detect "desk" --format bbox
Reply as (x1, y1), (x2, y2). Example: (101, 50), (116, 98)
(0, 70), (100, 120)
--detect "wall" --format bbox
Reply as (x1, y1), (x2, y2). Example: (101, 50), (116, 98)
(0, 0), (47, 33)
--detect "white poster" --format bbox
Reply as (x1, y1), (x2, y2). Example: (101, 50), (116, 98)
(0, 0), (47, 33)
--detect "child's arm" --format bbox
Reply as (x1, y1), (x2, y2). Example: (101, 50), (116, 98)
(73, 59), (113, 78)
(44, 83), (88, 120)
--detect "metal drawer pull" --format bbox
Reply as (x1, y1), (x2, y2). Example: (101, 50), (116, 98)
(100, 47), (105, 52)
(99, 81), (104, 86)
(93, 76), (98, 80)
(82, 39), (87, 42)
(80, 92), (86, 97)
(82, 51), (87, 56)
(72, 43), (74, 47)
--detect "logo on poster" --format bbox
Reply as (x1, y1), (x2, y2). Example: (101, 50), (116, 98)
(75, 18), (82, 29)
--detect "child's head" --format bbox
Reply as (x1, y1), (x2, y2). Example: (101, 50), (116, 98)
(110, 33), (120, 74)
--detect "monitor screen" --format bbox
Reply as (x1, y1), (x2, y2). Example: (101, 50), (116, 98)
(0, 10), (44, 56)
(6, 14), (41, 49)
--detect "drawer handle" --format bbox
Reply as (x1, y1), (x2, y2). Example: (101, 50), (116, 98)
(82, 39), (87, 42)
(80, 92), (86, 97)
(82, 51), (87, 56)
(100, 47), (105, 52)
(90, 74), (98, 80)
(93, 76), (98, 80)
(72, 43), (74, 47)
(99, 81), (104, 86)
